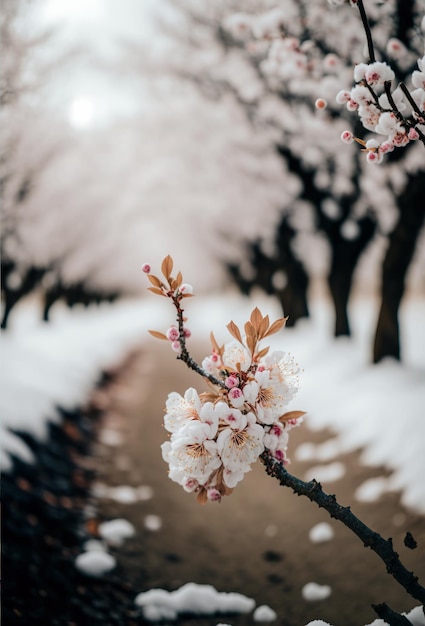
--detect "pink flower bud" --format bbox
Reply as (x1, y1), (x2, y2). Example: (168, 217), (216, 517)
(393, 131), (408, 147)
(207, 488), (222, 502)
(341, 130), (354, 144)
(408, 127), (419, 140)
(274, 449), (288, 463)
(366, 150), (380, 164)
(379, 141), (394, 154)
(171, 341), (181, 353)
(315, 98), (327, 110)
(228, 387), (244, 407)
(183, 478), (198, 493)
(225, 374), (239, 389)
(336, 90), (351, 104)
(179, 283), (194, 295)
(166, 326), (180, 341)
(183, 328), (192, 338)
(141, 263), (151, 273)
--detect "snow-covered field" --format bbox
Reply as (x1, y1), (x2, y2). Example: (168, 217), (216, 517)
(1, 292), (424, 625)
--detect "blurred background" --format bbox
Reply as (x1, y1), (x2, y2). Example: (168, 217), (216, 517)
(1, 0), (424, 350)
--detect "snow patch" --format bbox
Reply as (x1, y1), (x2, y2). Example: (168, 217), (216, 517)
(134, 582), (255, 621)
(144, 514), (162, 531)
(99, 518), (136, 547)
(309, 522), (335, 543)
(253, 604), (277, 621)
(304, 462), (345, 483)
(302, 582), (332, 601)
(355, 476), (391, 503)
(75, 551), (116, 577)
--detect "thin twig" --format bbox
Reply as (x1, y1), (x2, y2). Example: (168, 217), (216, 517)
(357, 0), (376, 63)
(260, 451), (425, 605)
(399, 82), (423, 117)
(173, 295), (227, 389)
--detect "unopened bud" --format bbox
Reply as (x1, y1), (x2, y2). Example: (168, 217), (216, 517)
(315, 98), (327, 110)
(180, 283), (194, 295)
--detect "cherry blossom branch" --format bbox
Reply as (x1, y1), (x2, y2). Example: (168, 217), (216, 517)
(145, 257), (424, 617)
(172, 292), (227, 390)
(260, 451), (425, 607)
(337, 0), (425, 157)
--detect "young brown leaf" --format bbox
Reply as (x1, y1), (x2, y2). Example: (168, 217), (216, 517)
(148, 330), (169, 341)
(210, 331), (220, 354)
(196, 489), (208, 505)
(148, 274), (163, 288)
(147, 287), (166, 296)
(199, 392), (220, 403)
(244, 321), (257, 354)
(256, 346), (270, 359)
(175, 271), (183, 287)
(264, 317), (287, 337)
(227, 320), (243, 344)
(258, 315), (270, 339)
(279, 410), (306, 423)
(250, 307), (263, 331)
(161, 255), (174, 281)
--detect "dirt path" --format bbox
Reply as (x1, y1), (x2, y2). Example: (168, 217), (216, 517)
(92, 340), (425, 626)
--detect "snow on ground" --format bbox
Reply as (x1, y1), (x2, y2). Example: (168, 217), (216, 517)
(134, 582), (255, 621)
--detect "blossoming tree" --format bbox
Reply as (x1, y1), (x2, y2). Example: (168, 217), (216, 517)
(168, 0), (424, 361)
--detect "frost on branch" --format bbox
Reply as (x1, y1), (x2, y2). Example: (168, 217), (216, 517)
(144, 256), (305, 504)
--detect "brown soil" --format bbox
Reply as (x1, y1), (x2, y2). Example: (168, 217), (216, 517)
(93, 339), (425, 626)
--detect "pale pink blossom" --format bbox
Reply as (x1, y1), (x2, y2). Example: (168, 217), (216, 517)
(207, 488), (222, 502)
(164, 388), (202, 433)
(217, 412), (264, 474)
(225, 374), (239, 389)
(341, 130), (354, 144)
(169, 423), (221, 483)
(141, 263), (151, 273)
(166, 326), (180, 341)
(364, 61), (394, 86)
(222, 341), (251, 371)
(228, 387), (245, 408)
(408, 127), (419, 140)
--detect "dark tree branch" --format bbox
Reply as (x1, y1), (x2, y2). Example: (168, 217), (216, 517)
(357, 0), (376, 63)
(260, 452), (425, 605)
(372, 602), (414, 626)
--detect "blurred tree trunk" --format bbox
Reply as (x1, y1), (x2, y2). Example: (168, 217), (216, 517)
(328, 216), (377, 337)
(227, 221), (310, 327)
(373, 171), (425, 363)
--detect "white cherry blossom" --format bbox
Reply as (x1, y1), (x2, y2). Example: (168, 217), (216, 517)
(217, 412), (264, 475)
(164, 388), (202, 433)
(222, 341), (251, 372)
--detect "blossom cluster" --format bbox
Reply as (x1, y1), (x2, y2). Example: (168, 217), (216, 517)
(337, 57), (425, 163)
(144, 256), (304, 504)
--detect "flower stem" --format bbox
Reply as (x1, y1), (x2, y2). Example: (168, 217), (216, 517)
(260, 451), (425, 605)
